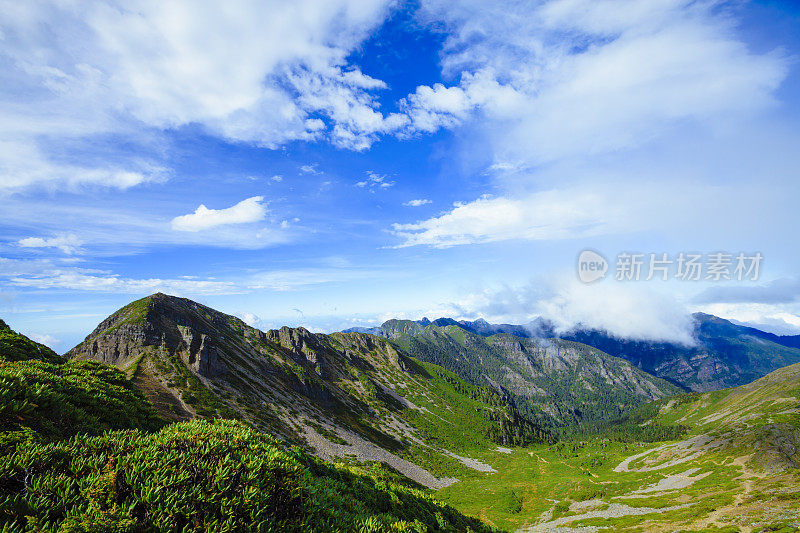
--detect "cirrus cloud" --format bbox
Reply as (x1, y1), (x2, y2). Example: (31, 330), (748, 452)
(18, 234), (84, 254)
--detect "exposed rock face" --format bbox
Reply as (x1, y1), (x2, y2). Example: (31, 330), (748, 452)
(69, 294), (225, 379)
(64, 293), (439, 452)
(381, 323), (681, 424)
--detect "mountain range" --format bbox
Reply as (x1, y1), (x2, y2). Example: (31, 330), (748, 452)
(348, 313), (800, 392)
(2, 293), (799, 531)
(66, 293), (552, 488)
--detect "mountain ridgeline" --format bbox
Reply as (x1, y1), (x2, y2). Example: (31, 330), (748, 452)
(357, 319), (681, 426)
(0, 318), (61, 364)
(351, 313), (800, 393)
(65, 293), (551, 488)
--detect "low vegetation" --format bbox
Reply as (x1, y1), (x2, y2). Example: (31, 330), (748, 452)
(0, 420), (499, 532)
(0, 359), (164, 450)
(0, 320), (61, 364)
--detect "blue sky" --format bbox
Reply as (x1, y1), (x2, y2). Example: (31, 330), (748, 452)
(1, 0), (800, 352)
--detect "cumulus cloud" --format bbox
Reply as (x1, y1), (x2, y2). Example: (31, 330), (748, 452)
(1, 196), (290, 252)
(1, 1), (786, 193)
(0, 0), (398, 191)
(18, 234), (84, 254)
(171, 196), (267, 232)
(393, 189), (622, 247)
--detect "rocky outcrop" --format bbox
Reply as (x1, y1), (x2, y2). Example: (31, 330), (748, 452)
(378, 323), (681, 424)
(176, 326), (225, 378)
(68, 294), (226, 379)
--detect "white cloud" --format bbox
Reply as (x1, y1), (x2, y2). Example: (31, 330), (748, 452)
(270, 175), (283, 182)
(28, 333), (61, 349)
(171, 196), (267, 232)
(0, 196), (290, 252)
(403, 199), (432, 207)
(18, 234), (84, 254)
(464, 275), (696, 344)
(393, 189), (620, 247)
(245, 268), (371, 291)
(300, 164), (322, 175)
(0, 0), (399, 191)
(356, 170), (395, 192)
(237, 312), (261, 327)
(0, 255), (372, 297)
(697, 302), (800, 336)
(0, 255), (238, 295)
(2, 0), (783, 194)
(410, 0), (787, 164)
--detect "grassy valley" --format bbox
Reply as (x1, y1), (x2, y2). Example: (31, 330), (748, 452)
(434, 363), (800, 532)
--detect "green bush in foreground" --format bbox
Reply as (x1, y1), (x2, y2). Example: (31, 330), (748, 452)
(0, 420), (499, 533)
(0, 360), (165, 450)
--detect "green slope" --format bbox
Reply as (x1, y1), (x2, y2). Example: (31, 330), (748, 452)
(0, 319), (163, 450)
(0, 360), (164, 450)
(1, 420), (500, 533)
(386, 322), (681, 425)
(0, 319), (60, 364)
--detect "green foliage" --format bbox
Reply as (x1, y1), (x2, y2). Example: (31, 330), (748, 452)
(0, 420), (500, 533)
(0, 359), (164, 450)
(90, 296), (152, 338)
(390, 325), (679, 428)
(552, 500), (570, 517)
(561, 393), (692, 443)
(0, 320), (61, 364)
(408, 362), (553, 450)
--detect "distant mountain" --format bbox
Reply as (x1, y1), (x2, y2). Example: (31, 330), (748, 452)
(345, 316), (543, 338)
(362, 320), (680, 426)
(562, 313), (800, 391)
(66, 293), (551, 488)
(354, 313), (800, 393)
